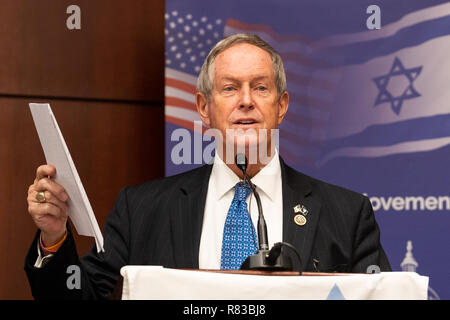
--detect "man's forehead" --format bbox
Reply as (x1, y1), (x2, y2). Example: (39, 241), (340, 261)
(212, 43), (274, 80)
(214, 43), (272, 65)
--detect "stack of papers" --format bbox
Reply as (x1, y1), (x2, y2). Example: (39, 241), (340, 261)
(29, 103), (104, 252)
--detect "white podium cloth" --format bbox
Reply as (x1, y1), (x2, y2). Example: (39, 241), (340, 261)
(120, 266), (428, 300)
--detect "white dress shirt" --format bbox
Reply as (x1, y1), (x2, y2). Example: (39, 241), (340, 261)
(198, 150), (283, 269)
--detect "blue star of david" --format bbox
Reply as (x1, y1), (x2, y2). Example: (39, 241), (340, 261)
(372, 57), (422, 115)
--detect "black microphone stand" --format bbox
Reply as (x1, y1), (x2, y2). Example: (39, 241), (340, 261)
(235, 154), (302, 273)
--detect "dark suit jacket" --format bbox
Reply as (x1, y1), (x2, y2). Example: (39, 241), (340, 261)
(24, 157), (391, 299)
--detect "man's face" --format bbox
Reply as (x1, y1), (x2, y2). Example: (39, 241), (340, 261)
(196, 43), (289, 156)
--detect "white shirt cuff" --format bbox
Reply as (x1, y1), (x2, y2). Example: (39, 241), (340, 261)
(34, 239), (54, 268)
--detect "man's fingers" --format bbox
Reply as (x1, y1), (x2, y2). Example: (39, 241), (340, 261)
(28, 190), (69, 213)
(29, 165), (68, 238)
(35, 164), (56, 183)
(35, 178), (68, 202)
(28, 201), (67, 220)
(28, 184), (35, 196)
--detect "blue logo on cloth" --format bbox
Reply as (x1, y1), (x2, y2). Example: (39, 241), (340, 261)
(326, 284), (346, 300)
(221, 182), (258, 270)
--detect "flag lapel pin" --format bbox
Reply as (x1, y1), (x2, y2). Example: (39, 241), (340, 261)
(293, 204), (308, 226)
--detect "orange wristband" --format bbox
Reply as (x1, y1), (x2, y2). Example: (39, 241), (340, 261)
(40, 232), (67, 254)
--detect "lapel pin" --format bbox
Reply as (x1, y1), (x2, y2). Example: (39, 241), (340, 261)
(293, 204), (308, 215)
(294, 214), (307, 226)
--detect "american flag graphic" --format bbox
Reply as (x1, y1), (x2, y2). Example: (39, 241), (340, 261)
(165, 9), (339, 167)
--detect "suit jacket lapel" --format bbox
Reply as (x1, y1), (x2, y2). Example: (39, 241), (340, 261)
(171, 164), (213, 269)
(280, 158), (321, 271)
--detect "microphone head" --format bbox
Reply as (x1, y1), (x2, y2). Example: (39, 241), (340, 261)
(235, 153), (248, 174)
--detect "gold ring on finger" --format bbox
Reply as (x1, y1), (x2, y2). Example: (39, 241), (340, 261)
(36, 191), (46, 203)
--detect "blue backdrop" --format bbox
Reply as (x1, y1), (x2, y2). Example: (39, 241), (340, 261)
(164, 0), (450, 299)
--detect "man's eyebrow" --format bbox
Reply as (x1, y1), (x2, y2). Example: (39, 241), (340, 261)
(250, 76), (271, 82)
(217, 76), (239, 82)
(217, 75), (271, 82)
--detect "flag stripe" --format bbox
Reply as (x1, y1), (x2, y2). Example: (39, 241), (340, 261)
(225, 18), (313, 45)
(166, 67), (197, 85)
(165, 105), (201, 122)
(165, 87), (195, 104)
(319, 136), (450, 166)
(324, 113), (450, 151)
(166, 77), (197, 93)
(314, 2), (450, 48)
(165, 97), (197, 112)
(166, 115), (206, 133)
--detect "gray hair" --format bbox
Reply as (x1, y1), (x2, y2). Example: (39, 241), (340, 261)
(196, 33), (287, 100)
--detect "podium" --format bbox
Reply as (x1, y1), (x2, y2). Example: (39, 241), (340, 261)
(117, 266), (428, 300)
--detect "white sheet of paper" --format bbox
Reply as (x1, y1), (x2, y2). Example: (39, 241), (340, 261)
(29, 103), (104, 252)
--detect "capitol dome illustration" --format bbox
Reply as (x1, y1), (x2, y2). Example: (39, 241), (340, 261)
(400, 241), (418, 272)
(400, 240), (440, 300)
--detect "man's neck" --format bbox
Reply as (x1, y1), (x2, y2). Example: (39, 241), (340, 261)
(228, 162), (265, 180)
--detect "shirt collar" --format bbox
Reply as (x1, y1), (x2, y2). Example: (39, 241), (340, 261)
(211, 149), (281, 202)
(251, 149), (281, 202)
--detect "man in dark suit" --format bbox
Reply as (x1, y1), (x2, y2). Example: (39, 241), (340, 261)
(25, 34), (391, 300)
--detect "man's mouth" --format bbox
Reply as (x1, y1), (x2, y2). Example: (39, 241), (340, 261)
(234, 119), (258, 125)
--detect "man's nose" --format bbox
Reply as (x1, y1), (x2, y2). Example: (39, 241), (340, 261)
(238, 86), (254, 110)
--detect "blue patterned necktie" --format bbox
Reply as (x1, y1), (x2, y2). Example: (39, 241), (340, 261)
(221, 181), (258, 270)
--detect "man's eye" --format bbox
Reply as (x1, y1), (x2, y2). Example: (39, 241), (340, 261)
(257, 86), (267, 91)
(224, 87), (234, 91)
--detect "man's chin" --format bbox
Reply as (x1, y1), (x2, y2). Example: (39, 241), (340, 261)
(230, 131), (259, 147)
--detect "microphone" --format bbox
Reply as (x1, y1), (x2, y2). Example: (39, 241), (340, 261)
(236, 154), (268, 251)
(235, 153), (301, 272)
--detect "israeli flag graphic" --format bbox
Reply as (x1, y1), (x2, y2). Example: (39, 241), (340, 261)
(313, 3), (450, 165)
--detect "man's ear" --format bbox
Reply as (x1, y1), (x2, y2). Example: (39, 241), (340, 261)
(277, 91), (289, 126)
(196, 92), (211, 127)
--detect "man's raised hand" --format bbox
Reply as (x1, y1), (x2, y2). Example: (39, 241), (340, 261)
(27, 164), (69, 246)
